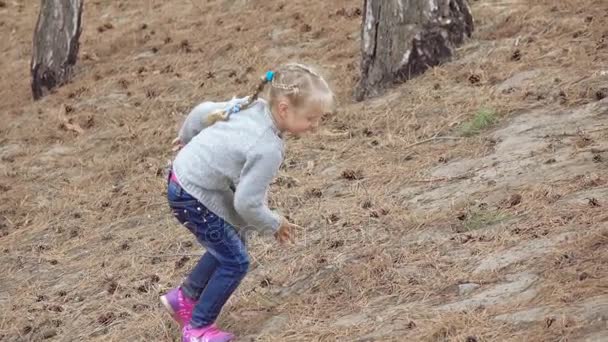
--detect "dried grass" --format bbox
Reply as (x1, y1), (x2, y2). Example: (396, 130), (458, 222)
(1, 0), (608, 341)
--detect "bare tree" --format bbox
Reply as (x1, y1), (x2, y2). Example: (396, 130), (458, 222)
(31, 0), (84, 100)
(355, 0), (473, 100)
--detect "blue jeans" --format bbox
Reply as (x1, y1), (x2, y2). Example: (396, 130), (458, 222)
(167, 176), (249, 328)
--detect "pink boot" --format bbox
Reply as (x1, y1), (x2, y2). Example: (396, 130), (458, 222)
(182, 324), (235, 342)
(160, 287), (196, 326)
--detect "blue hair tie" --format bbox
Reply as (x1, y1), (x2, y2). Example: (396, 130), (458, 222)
(265, 71), (275, 82)
(225, 103), (242, 118)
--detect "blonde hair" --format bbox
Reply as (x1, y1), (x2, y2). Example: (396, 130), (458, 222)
(207, 63), (334, 125)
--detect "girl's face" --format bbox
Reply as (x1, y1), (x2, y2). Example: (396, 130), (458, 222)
(274, 99), (323, 135)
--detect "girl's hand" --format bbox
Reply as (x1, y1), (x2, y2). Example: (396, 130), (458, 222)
(275, 218), (298, 244)
(172, 137), (184, 152)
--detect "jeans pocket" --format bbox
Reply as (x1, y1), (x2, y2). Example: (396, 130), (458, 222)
(204, 211), (223, 226)
(169, 199), (200, 230)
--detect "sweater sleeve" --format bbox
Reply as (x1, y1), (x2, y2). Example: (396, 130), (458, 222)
(177, 102), (219, 144)
(233, 144), (283, 234)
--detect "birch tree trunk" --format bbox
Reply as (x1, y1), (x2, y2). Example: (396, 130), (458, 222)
(31, 0), (84, 100)
(355, 0), (473, 100)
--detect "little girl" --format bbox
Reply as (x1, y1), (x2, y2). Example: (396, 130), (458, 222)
(161, 63), (334, 342)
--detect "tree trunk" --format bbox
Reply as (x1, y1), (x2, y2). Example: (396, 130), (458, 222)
(355, 0), (473, 101)
(31, 0), (84, 100)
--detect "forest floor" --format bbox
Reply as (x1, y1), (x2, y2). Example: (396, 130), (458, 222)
(1, 0), (608, 341)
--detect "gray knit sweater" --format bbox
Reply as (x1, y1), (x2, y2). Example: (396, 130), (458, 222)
(172, 98), (284, 234)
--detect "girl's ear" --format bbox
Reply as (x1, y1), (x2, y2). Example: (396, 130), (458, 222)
(277, 100), (290, 120)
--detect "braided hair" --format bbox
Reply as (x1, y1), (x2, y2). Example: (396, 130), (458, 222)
(206, 63), (334, 126)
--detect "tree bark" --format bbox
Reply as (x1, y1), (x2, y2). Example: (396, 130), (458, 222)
(355, 0), (473, 101)
(31, 0), (84, 100)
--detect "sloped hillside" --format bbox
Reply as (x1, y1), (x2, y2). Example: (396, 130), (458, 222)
(1, 0), (607, 341)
